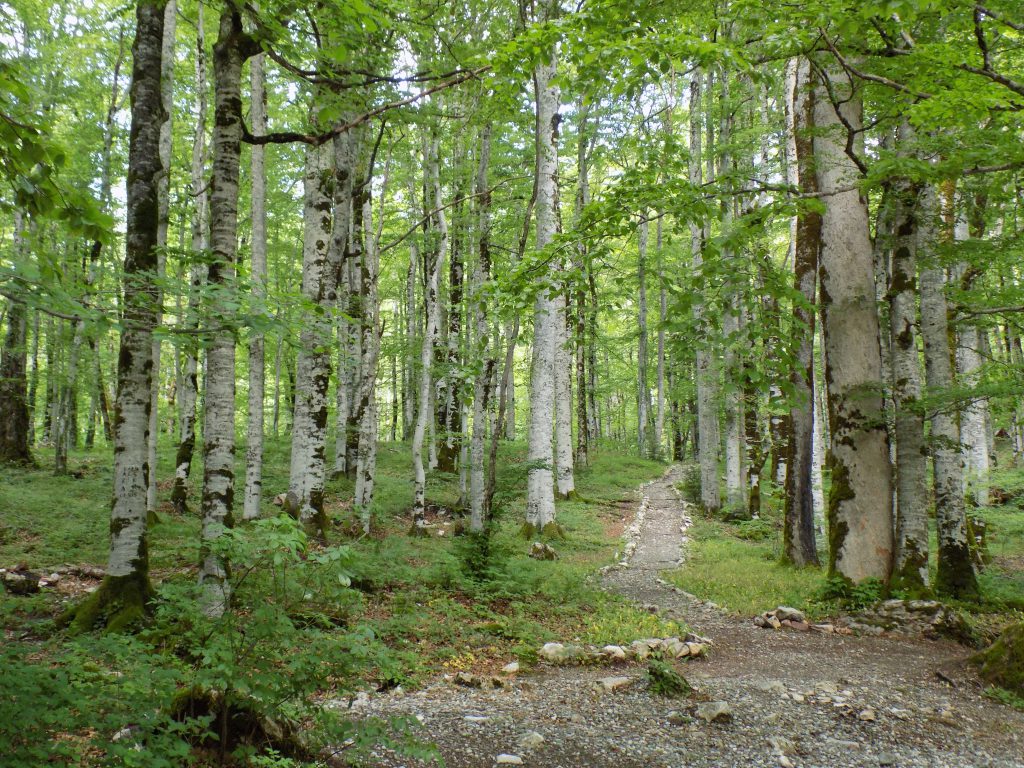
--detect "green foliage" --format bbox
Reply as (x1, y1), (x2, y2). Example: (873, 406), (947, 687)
(647, 658), (693, 698)
(817, 576), (885, 610)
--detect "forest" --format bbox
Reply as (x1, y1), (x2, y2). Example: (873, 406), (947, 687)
(1, 0), (1024, 766)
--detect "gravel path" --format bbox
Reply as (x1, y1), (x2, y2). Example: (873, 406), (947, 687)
(354, 466), (1024, 768)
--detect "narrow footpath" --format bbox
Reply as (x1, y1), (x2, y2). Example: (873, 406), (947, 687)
(356, 467), (1024, 768)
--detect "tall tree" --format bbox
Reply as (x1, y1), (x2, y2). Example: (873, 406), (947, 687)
(813, 65), (893, 584)
(62, 0), (167, 631)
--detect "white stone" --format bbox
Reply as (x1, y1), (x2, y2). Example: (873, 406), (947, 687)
(502, 661), (520, 674)
(596, 676), (633, 693)
(495, 755), (523, 765)
(518, 731), (545, 750)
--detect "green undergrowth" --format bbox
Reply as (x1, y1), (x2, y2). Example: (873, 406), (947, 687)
(667, 458), (1024, 623)
(1, 436), (669, 765)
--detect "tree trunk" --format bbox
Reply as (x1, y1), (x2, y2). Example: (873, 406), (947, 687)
(554, 289), (575, 497)
(242, 49), (267, 521)
(469, 124), (494, 531)
(637, 216), (652, 457)
(63, 0), (167, 632)
(919, 182), (979, 599)
(171, 3), (208, 515)
(288, 114), (345, 537)
(525, 24), (560, 533)
(655, 218), (666, 459)
(573, 103), (591, 466)
(689, 71), (721, 514)
(199, 8), (251, 616)
(412, 130), (448, 532)
(887, 152), (929, 594)
(147, 0), (176, 512)
(783, 57), (820, 567)
(0, 214), (32, 466)
(813, 65), (893, 584)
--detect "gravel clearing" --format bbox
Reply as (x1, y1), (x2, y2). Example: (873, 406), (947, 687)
(353, 466), (1024, 767)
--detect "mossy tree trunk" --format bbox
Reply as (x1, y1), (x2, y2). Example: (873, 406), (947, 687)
(918, 182), (980, 600)
(813, 64), (894, 584)
(783, 57), (820, 566)
(63, 0), (167, 632)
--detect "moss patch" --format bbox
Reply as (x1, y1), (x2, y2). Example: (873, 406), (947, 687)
(972, 622), (1024, 697)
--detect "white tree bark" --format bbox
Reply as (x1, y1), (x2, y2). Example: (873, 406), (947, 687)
(813, 65), (893, 583)
(783, 57), (820, 565)
(655, 217), (666, 459)
(102, 0), (167, 610)
(242, 49), (266, 521)
(526, 28), (560, 531)
(172, 2), (207, 514)
(412, 131), (448, 531)
(689, 71), (721, 514)
(288, 116), (348, 536)
(919, 182), (979, 598)
(147, 0), (176, 512)
(199, 9), (249, 616)
(554, 290), (575, 497)
(887, 134), (929, 592)
(637, 216), (652, 457)
(958, 321), (990, 506)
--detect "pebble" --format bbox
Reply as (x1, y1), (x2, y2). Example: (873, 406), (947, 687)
(595, 676), (633, 693)
(779, 757), (795, 768)
(518, 731), (545, 750)
(495, 755), (523, 765)
(695, 701), (732, 723)
(858, 708), (877, 722)
(502, 662), (520, 674)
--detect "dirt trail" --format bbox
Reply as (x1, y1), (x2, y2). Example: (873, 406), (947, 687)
(357, 467), (1024, 768)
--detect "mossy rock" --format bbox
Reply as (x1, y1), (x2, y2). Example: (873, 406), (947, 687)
(972, 622), (1024, 697)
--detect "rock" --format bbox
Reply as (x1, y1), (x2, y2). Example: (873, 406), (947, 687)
(529, 542), (558, 560)
(766, 615), (782, 630)
(630, 640), (654, 660)
(502, 661), (520, 674)
(756, 680), (787, 695)
(538, 642), (565, 662)
(769, 735), (797, 755)
(972, 621), (1024, 696)
(518, 731), (545, 750)
(595, 676), (633, 693)
(666, 710), (689, 726)
(754, 615), (769, 628)
(811, 623), (835, 634)
(495, 755), (523, 765)
(695, 701), (732, 723)
(774, 606), (806, 623)
(464, 715), (490, 723)
(878, 752), (898, 766)
(858, 708), (877, 722)
(779, 757), (795, 768)
(0, 567), (40, 595)
(787, 620), (810, 632)
(791, 693), (805, 703)
(601, 645), (627, 661)
(454, 672), (480, 687)
(272, 493), (287, 506)
(816, 681), (839, 694)
(686, 642), (706, 658)
(663, 638), (688, 658)
(642, 603), (660, 614)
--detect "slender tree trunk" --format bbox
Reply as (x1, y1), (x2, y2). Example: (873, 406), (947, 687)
(412, 131), (448, 532)
(813, 65), (893, 584)
(525, 22), (560, 533)
(554, 289), (575, 497)
(64, 0), (167, 631)
(783, 57), (819, 566)
(637, 216), (652, 457)
(919, 182), (979, 599)
(171, 4), (207, 514)
(689, 71), (721, 514)
(147, 0), (176, 512)
(469, 124), (494, 531)
(887, 146), (929, 594)
(242, 49), (267, 521)
(573, 104), (591, 466)
(655, 218), (666, 459)
(288, 112), (346, 537)
(199, 8), (251, 616)
(0, 215), (32, 466)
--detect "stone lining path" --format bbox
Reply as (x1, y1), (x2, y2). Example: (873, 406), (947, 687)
(354, 466), (1024, 768)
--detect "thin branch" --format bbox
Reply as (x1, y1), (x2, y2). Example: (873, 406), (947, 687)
(241, 66), (490, 146)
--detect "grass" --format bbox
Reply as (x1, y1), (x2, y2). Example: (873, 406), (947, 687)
(0, 434), (675, 670)
(666, 450), (1024, 623)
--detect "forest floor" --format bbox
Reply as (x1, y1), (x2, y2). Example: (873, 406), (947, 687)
(356, 466), (1024, 768)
